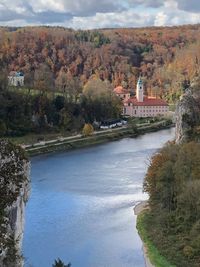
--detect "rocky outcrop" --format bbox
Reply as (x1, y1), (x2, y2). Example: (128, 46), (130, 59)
(175, 89), (200, 143)
(0, 140), (30, 267)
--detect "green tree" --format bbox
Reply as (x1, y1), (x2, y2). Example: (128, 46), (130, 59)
(0, 120), (6, 136)
(34, 63), (54, 94)
(52, 258), (71, 267)
(82, 76), (122, 122)
(0, 71), (8, 91)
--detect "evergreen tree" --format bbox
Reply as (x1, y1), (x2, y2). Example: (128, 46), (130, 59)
(52, 258), (71, 267)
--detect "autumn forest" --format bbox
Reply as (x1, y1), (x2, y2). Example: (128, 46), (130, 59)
(0, 24), (200, 99)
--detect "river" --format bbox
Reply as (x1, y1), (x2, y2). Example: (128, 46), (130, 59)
(23, 128), (175, 267)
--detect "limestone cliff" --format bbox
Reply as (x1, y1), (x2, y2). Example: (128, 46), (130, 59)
(0, 140), (30, 267)
(175, 87), (200, 143)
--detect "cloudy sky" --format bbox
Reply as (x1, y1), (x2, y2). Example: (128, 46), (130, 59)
(0, 0), (200, 29)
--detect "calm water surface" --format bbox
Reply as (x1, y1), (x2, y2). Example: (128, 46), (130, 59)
(23, 128), (175, 267)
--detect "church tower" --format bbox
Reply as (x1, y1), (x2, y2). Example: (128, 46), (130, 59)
(136, 77), (144, 102)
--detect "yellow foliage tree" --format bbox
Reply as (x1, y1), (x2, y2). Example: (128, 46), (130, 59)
(82, 123), (94, 136)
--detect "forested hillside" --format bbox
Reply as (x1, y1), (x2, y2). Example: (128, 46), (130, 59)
(142, 79), (200, 267)
(0, 24), (200, 100)
(144, 141), (200, 267)
(0, 24), (200, 138)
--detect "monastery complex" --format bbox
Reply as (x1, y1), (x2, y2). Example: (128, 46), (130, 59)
(114, 78), (169, 118)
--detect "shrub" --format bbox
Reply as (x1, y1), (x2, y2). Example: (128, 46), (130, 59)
(183, 246), (194, 258)
(82, 123), (94, 136)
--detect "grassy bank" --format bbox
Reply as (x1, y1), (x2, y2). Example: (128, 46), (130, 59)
(137, 211), (176, 267)
(25, 122), (174, 156)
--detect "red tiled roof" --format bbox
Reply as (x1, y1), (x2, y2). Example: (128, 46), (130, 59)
(9, 71), (17, 76)
(124, 97), (168, 106)
(114, 86), (129, 94)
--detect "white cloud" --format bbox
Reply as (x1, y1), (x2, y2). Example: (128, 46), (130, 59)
(164, 0), (178, 9)
(0, 0), (199, 28)
(66, 10), (154, 29)
(29, 0), (65, 13)
(154, 12), (168, 26)
(154, 8), (200, 27)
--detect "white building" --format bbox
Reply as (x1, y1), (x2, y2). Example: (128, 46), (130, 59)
(118, 78), (169, 118)
(8, 71), (24, 87)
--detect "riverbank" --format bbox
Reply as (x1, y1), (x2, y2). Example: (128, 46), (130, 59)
(135, 202), (175, 267)
(134, 201), (155, 267)
(23, 121), (174, 156)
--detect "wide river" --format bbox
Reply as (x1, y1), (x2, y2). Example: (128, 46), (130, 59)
(23, 128), (175, 267)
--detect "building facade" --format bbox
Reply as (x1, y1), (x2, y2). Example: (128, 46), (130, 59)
(113, 86), (130, 101)
(115, 78), (169, 118)
(8, 71), (24, 87)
